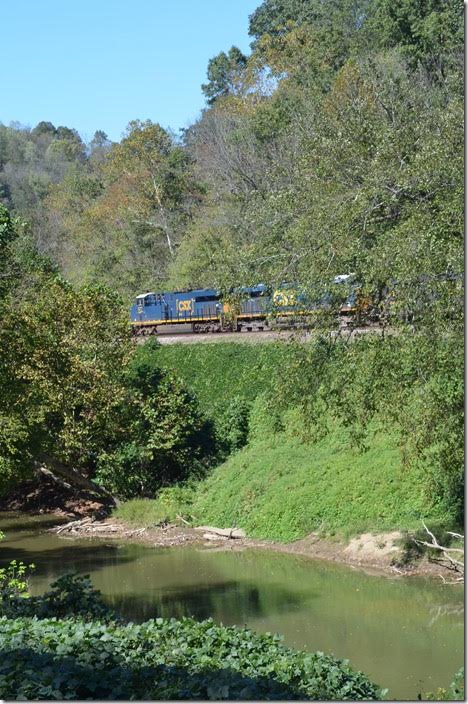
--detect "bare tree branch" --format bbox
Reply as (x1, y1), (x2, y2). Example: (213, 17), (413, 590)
(414, 521), (464, 583)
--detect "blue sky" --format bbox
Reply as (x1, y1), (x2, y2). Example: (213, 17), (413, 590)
(2, 0), (260, 142)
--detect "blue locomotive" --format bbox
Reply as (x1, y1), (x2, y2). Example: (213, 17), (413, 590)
(130, 276), (364, 335)
(130, 284), (271, 335)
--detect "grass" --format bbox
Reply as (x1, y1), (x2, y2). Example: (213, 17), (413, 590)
(116, 426), (449, 543)
(114, 486), (195, 527)
(152, 341), (291, 413)
(191, 427), (445, 542)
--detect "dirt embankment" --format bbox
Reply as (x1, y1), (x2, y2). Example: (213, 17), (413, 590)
(50, 515), (454, 580)
(0, 475), (110, 519)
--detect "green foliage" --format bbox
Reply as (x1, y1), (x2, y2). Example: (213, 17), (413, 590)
(249, 0), (320, 40)
(424, 667), (464, 701)
(0, 574), (115, 621)
(0, 234), (215, 502)
(117, 332), (459, 541)
(0, 118), (200, 298)
(364, 0), (464, 71)
(248, 394), (284, 441)
(0, 613), (382, 700)
(140, 340), (292, 459)
(114, 486), (196, 527)
(0, 559), (35, 599)
(0, 203), (15, 248)
(172, 0), (463, 359)
(192, 427), (442, 542)
(271, 333), (463, 523)
(0, 529), (35, 602)
(94, 349), (217, 499)
(202, 47), (248, 104)
(154, 341), (290, 414)
(0, 256), (132, 494)
(215, 396), (251, 455)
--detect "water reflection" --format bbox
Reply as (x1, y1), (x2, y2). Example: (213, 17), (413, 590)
(107, 579), (308, 623)
(0, 541), (138, 578)
(0, 512), (463, 700)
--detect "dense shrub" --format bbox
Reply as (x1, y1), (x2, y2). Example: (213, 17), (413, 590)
(0, 574), (115, 621)
(0, 615), (383, 700)
(425, 667), (464, 701)
(214, 396), (252, 455)
(248, 394), (284, 441)
(95, 359), (217, 499)
(153, 341), (291, 415)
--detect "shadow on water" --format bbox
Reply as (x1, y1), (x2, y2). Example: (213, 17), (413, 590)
(1, 648), (307, 700)
(0, 515), (68, 534)
(0, 542), (137, 578)
(107, 579), (311, 623)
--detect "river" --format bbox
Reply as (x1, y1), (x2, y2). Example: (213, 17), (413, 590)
(0, 512), (463, 700)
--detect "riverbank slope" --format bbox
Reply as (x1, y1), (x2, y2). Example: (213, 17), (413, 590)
(49, 513), (456, 580)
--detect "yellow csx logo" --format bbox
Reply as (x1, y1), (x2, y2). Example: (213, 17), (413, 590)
(177, 299), (193, 313)
(273, 290), (296, 307)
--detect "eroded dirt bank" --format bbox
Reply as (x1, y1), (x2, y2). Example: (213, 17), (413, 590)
(49, 515), (453, 580)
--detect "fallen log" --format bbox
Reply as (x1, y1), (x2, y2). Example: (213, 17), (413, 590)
(203, 532), (228, 541)
(36, 458), (119, 506)
(195, 526), (245, 539)
(55, 517), (93, 534)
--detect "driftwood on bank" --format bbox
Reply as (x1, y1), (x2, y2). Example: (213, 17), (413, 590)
(194, 526), (246, 539)
(52, 517), (145, 538)
(50, 517), (199, 547)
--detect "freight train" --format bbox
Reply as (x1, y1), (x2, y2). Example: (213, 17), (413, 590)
(130, 275), (369, 335)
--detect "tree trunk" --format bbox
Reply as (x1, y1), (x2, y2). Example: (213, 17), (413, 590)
(36, 457), (119, 506)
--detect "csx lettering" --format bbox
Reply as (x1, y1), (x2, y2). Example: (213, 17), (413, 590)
(273, 291), (296, 306)
(178, 300), (193, 312)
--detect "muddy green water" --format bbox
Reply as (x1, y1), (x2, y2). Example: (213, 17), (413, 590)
(0, 513), (463, 699)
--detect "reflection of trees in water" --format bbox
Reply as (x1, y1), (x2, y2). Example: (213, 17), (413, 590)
(106, 579), (310, 624)
(428, 604), (464, 628)
(0, 542), (136, 582)
(0, 516), (67, 534)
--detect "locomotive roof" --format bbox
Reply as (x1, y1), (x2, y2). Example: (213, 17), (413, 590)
(135, 285), (268, 298)
(135, 287), (219, 298)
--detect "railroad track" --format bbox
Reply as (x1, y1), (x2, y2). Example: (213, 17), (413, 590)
(137, 325), (385, 345)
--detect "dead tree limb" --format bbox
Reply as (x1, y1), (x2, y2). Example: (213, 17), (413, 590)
(35, 458), (119, 506)
(414, 521), (464, 583)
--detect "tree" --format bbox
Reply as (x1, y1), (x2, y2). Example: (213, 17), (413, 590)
(0, 204), (17, 297)
(363, 0), (464, 73)
(0, 207), (214, 500)
(95, 352), (216, 499)
(104, 119), (200, 262)
(0, 203), (15, 253)
(89, 130), (112, 163)
(249, 0), (322, 40)
(202, 46), (248, 105)
(31, 121), (56, 137)
(0, 264), (132, 496)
